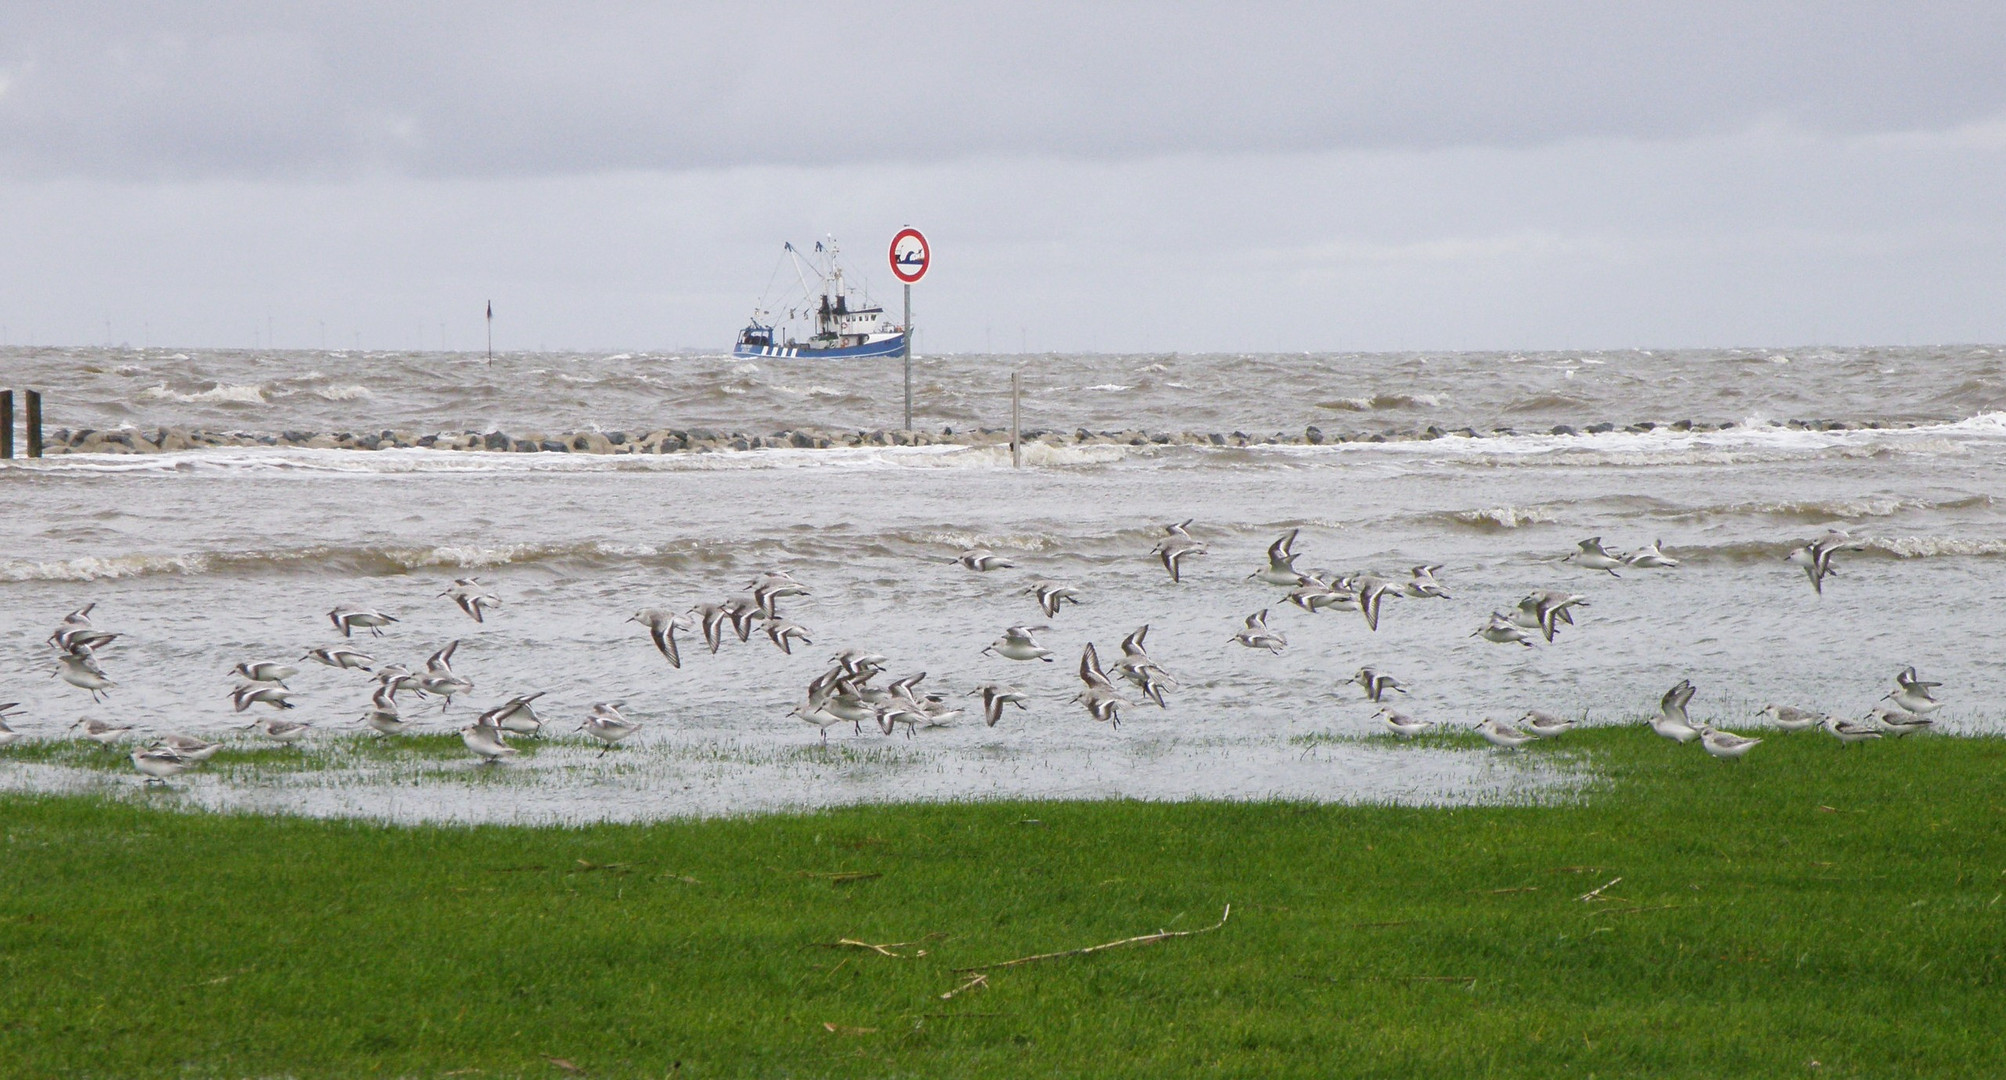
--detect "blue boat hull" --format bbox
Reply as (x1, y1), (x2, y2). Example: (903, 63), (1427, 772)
(732, 333), (907, 360)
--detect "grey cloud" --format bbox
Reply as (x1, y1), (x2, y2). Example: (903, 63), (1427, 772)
(4, 2), (2006, 179)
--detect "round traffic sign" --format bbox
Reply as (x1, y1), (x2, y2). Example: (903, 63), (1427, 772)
(889, 228), (929, 284)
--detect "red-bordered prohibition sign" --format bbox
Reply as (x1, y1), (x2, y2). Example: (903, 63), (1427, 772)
(889, 228), (929, 284)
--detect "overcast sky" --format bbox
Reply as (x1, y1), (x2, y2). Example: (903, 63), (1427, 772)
(3, 2), (2004, 353)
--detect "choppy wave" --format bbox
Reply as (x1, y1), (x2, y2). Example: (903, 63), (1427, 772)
(0, 540), (677, 582)
(1445, 506), (1560, 530)
(139, 383), (266, 405)
(1314, 392), (1443, 411)
(310, 384), (374, 401)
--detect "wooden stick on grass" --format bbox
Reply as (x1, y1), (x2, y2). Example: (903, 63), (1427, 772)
(1578, 877), (1623, 902)
(953, 904), (1231, 974)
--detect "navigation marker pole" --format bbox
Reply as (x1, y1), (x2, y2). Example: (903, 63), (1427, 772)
(486, 300), (493, 366)
(888, 228), (929, 434)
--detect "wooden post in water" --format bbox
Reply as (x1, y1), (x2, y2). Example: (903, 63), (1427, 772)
(1, 390), (13, 459)
(1010, 369), (1022, 468)
(24, 390), (41, 458)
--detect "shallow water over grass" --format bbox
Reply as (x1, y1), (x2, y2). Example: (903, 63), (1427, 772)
(0, 728), (1582, 824)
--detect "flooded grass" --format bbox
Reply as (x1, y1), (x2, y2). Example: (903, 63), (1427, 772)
(1, 727), (2002, 1077)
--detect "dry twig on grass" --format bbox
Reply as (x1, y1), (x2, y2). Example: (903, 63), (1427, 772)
(1578, 877), (1623, 902)
(939, 972), (990, 1000)
(953, 904), (1232, 974)
(813, 933), (948, 958)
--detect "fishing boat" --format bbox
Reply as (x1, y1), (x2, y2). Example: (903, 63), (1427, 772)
(733, 238), (908, 359)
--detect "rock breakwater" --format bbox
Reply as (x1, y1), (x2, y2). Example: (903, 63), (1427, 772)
(28, 417), (1916, 456)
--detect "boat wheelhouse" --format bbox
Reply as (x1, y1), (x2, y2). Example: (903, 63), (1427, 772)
(734, 238), (907, 359)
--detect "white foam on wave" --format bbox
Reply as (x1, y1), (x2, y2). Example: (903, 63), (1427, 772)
(139, 383), (266, 405)
(312, 384), (373, 401)
(772, 384), (848, 398)
(0, 552), (212, 582)
(1082, 383), (1134, 392)
(1453, 505), (1559, 529)
(1868, 535), (2006, 558)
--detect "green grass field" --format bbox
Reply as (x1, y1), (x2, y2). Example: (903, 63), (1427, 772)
(3, 727), (2002, 1078)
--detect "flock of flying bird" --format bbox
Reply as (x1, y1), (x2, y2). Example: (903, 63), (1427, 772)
(0, 519), (1946, 785)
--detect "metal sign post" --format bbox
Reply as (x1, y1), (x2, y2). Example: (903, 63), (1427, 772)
(889, 228), (929, 431)
(903, 283), (912, 429)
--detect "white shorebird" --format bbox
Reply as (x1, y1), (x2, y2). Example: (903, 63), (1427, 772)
(418, 669), (474, 710)
(439, 577), (501, 623)
(71, 717), (134, 745)
(328, 606), (398, 638)
(722, 598), (763, 643)
(1250, 529), (1307, 586)
(687, 602), (731, 654)
(971, 684), (1030, 727)
(460, 721), (517, 764)
(361, 686), (414, 737)
(1564, 537), (1626, 577)
(1758, 704), (1823, 731)
(763, 618), (813, 655)
(1699, 726), (1761, 760)
(984, 625), (1055, 662)
(1377, 708), (1433, 739)
(0, 703), (23, 749)
(1475, 718), (1535, 749)
(1867, 703), (1933, 738)
(1822, 714), (1882, 745)
(49, 604), (118, 654)
(1151, 521), (1208, 583)
(749, 571), (810, 618)
(246, 717), (312, 745)
(1403, 564), (1451, 599)
(153, 733), (224, 761)
(1354, 575), (1400, 632)
(955, 546), (1015, 571)
(302, 645), (375, 672)
(480, 692), (549, 738)
(1472, 612), (1539, 647)
(1624, 539), (1679, 568)
(579, 702), (641, 756)
(1024, 581), (1082, 619)
(418, 641), (472, 708)
(428, 640), (463, 675)
(230, 683), (297, 712)
(131, 745), (195, 783)
(1286, 578), (1352, 614)
(1513, 590), (1588, 643)
(1887, 667), (1943, 714)
(792, 698), (846, 743)
(1072, 643), (1129, 728)
(1230, 609), (1287, 654)
(1651, 680), (1701, 744)
(1109, 625), (1178, 706)
(1518, 710), (1576, 738)
(1352, 667), (1407, 703)
(827, 650), (889, 679)
(629, 608), (692, 668)
(50, 624), (119, 654)
(374, 664), (427, 699)
(56, 648), (116, 702)
(231, 661), (298, 686)
(1786, 529), (1862, 595)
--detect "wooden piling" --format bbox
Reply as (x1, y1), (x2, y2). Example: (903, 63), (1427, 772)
(1010, 369), (1022, 468)
(1, 390), (12, 459)
(25, 390), (41, 458)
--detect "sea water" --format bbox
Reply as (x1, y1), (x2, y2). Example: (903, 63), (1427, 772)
(2, 345), (2001, 822)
